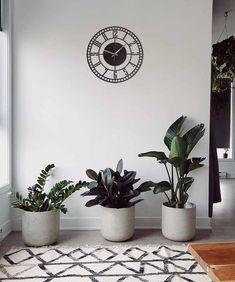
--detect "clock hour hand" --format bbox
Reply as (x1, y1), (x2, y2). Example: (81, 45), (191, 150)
(103, 49), (115, 55)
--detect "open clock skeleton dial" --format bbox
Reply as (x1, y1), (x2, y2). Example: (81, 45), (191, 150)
(87, 26), (143, 83)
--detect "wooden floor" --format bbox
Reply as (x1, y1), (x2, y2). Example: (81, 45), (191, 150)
(0, 179), (235, 257)
(188, 242), (235, 282)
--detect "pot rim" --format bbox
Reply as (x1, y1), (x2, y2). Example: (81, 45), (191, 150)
(23, 209), (60, 214)
(101, 205), (135, 210)
(163, 202), (196, 209)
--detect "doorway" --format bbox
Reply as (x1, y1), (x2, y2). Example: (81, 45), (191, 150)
(210, 0), (235, 231)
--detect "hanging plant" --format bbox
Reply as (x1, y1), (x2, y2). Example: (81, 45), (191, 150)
(211, 36), (235, 93)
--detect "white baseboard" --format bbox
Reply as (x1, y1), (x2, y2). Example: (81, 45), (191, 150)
(12, 216), (211, 231)
(0, 220), (12, 241)
(135, 217), (211, 230)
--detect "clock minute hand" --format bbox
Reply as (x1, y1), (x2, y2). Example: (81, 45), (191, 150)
(113, 43), (128, 56)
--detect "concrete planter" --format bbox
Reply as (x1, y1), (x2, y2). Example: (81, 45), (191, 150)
(162, 202), (196, 241)
(101, 206), (135, 242)
(22, 209), (60, 246)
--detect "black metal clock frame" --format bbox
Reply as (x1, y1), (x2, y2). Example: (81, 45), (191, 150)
(87, 26), (143, 83)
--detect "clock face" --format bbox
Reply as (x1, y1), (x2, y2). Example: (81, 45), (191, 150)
(87, 26), (143, 83)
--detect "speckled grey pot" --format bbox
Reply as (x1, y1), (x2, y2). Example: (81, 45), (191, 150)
(101, 206), (135, 242)
(162, 202), (196, 241)
(22, 210), (60, 246)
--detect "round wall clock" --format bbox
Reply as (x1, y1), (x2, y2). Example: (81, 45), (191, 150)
(87, 26), (143, 83)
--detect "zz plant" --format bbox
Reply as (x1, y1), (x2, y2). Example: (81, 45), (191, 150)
(82, 159), (150, 208)
(138, 116), (205, 208)
(11, 164), (88, 214)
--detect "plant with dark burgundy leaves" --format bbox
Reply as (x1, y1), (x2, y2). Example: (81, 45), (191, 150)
(82, 159), (150, 208)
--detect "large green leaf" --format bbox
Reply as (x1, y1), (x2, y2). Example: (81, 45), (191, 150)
(164, 116), (186, 150)
(170, 136), (187, 158)
(136, 181), (156, 191)
(166, 157), (183, 167)
(183, 124), (205, 156)
(183, 124), (204, 144)
(153, 181), (171, 194)
(177, 177), (194, 192)
(138, 151), (167, 161)
(185, 157), (205, 174)
(136, 182), (152, 193)
(169, 136), (187, 176)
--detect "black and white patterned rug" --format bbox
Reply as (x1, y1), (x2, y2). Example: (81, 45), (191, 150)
(0, 245), (211, 281)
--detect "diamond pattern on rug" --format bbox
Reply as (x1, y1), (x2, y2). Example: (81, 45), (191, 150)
(0, 245), (211, 281)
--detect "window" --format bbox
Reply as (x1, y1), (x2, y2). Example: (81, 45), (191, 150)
(0, 0), (11, 189)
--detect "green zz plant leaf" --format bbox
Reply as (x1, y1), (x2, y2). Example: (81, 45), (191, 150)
(11, 164), (89, 214)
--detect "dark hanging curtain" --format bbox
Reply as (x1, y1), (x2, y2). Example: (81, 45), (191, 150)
(210, 80), (231, 148)
(209, 123), (221, 217)
(209, 80), (231, 217)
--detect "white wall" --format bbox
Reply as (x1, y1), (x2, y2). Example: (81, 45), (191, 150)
(212, 0), (235, 177)
(12, 0), (212, 230)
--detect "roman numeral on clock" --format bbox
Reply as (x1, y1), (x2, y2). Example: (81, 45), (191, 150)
(113, 30), (118, 38)
(129, 62), (137, 67)
(91, 52), (99, 56)
(128, 41), (136, 47)
(93, 40), (102, 48)
(93, 61), (101, 68)
(103, 68), (108, 76)
(102, 33), (108, 40)
(123, 68), (129, 76)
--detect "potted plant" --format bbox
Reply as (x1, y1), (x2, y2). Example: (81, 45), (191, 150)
(11, 164), (88, 246)
(223, 148), (229, 159)
(82, 159), (150, 241)
(138, 116), (205, 241)
(211, 36), (235, 93)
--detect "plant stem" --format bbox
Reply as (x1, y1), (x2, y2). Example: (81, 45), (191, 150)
(175, 167), (180, 182)
(171, 164), (174, 201)
(164, 192), (170, 203)
(179, 176), (186, 208)
(164, 163), (174, 204)
(175, 166), (180, 202)
(164, 163), (172, 185)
